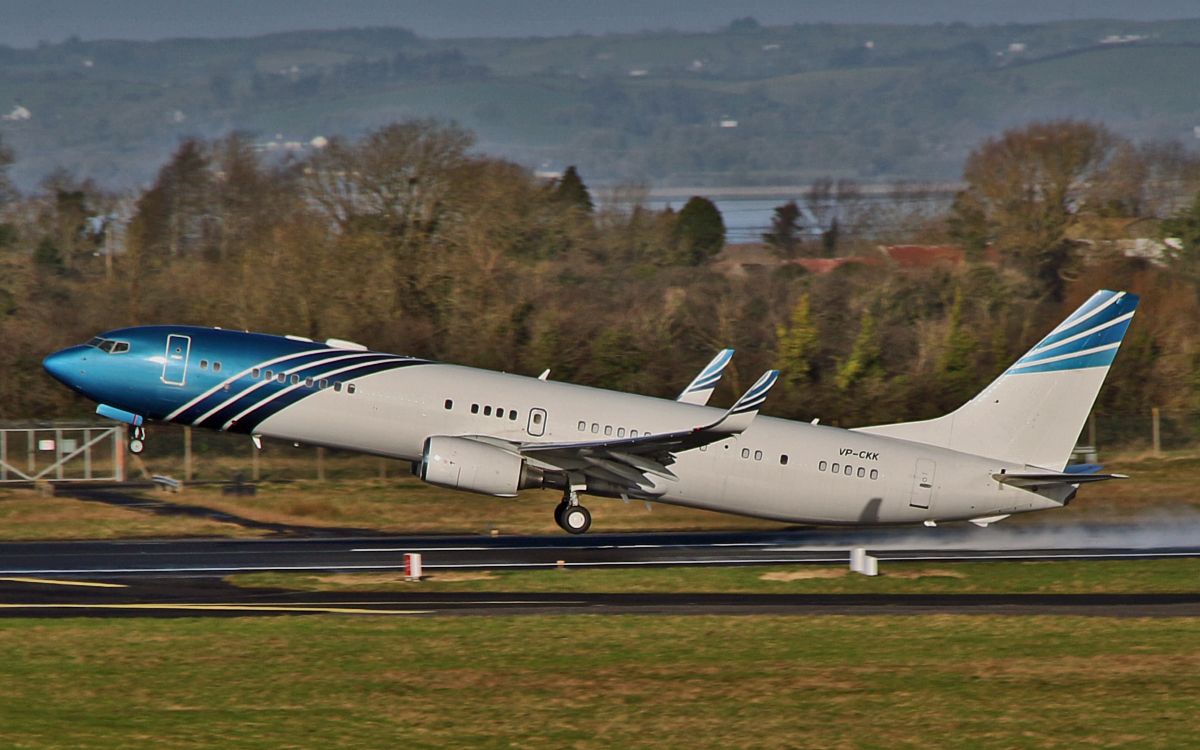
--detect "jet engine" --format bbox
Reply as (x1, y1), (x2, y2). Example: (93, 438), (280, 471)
(415, 436), (544, 497)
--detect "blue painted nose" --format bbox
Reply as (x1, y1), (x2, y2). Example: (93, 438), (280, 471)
(43, 346), (86, 385)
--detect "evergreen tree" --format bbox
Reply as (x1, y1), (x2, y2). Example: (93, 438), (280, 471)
(936, 288), (978, 407)
(674, 196), (726, 265)
(552, 165), (594, 213)
(762, 200), (802, 257)
(821, 217), (840, 258)
(835, 310), (884, 391)
(776, 294), (819, 386)
(33, 236), (64, 274)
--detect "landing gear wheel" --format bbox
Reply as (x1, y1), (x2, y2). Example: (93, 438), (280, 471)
(560, 504), (591, 535)
(554, 501), (569, 528)
(129, 438), (144, 454)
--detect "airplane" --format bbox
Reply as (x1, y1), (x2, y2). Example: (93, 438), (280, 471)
(42, 289), (1137, 534)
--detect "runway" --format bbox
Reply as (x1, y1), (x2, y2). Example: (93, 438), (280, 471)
(1, 524), (1198, 578)
(0, 524), (1197, 617)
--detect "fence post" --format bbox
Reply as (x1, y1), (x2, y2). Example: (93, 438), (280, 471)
(1152, 407), (1162, 457)
(1088, 413), (1097, 452)
(184, 426), (193, 482)
(117, 426), (126, 482)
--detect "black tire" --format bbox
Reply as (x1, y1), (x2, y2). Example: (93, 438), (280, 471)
(561, 504), (591, 534)
(553, 501), (569, 530)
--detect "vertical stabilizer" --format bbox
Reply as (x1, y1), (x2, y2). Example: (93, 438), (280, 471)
(855, 290), (1139, 469)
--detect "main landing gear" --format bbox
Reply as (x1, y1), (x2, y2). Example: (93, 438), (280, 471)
(129, 425), (147, 455)
(554, 481), (591, 534)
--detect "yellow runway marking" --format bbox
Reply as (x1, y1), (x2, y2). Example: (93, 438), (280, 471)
(0, 577), (127, 589)
(0, 603), (427, 615)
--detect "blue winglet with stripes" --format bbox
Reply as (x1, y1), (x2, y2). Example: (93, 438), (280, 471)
(680, 348), (734, 397)
(730, 370), (780, 415)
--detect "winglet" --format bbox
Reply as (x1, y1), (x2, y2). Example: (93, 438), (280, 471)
(677, 349), (734, 405)
(702, 369), (779, 434)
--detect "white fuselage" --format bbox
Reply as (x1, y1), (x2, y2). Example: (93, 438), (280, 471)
(254, 364), (1063, 525)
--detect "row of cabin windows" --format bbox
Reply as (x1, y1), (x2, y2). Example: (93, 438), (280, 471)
(702, 444), (790, 465)
(818, 460), (880, 480)
(442, 400), (519, 421)
(247, 367), (357, 394)
(576, 421), (646, 438)
(199, 359), (222, 373)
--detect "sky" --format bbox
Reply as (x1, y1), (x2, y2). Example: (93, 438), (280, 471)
(1, 0), (1198, 46)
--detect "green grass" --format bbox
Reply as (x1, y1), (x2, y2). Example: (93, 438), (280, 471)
(0, 615), (1197, 749)
(229, 557), (1200, 595)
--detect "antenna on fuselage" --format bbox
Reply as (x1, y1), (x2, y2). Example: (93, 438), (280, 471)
(538, 369), (550, 381)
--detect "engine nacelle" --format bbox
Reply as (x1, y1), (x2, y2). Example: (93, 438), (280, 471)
(416, 436), (544, 497)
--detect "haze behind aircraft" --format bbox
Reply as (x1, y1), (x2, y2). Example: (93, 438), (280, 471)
(43, 290), (1137, 533)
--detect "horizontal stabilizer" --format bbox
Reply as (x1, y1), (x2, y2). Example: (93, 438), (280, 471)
(993, 472), (1128, 489)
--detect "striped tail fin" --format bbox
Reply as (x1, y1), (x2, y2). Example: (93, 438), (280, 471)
(855, 290), (1139, 470)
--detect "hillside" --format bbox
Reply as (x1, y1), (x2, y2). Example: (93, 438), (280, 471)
(1, 19), (1200, 188)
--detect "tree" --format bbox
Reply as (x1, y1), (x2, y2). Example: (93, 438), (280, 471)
(958, 120), (1125, 299)
(673, 196), (725, 265)
(33, 236), (64, 274)
(762, 200), (802, 257)
(0, 135), (14, 206)
(1162, 189), (1200, 285)
(835, 309), (883, 391)
(936, 287), (978, 407)
(552, 165), (593, 213)
(776, 294), (819, 387)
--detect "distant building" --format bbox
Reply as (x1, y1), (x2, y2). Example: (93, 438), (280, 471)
(628, 69), (648, 77)
(2, 105), (31, 121)
(1008, 42), (1027, 53)
(719, 119), (739, 129)
(879, 244), (967, 268)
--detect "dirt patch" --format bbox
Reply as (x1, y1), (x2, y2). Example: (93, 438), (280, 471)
(760, 569), (847, 581)
(885, 568), (967, 580)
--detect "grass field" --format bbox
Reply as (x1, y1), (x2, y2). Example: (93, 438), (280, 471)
(229, 557), (1200, 596)
(0, 614), (1197, 749)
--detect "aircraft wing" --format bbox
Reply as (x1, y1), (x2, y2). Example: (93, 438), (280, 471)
(676, 349), (734, 405)
(518, 370), (779, 493)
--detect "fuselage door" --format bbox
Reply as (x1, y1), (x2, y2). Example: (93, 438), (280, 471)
(527, 408), (547, 437)
(909, 458), (936, 509)
(162, 334), (191, 386)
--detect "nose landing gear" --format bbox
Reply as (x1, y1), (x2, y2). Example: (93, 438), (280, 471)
(129, 425), (147, 454)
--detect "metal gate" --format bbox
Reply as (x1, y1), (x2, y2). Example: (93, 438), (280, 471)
(909, 458), (936, 509)
(0, 425), (125, 483)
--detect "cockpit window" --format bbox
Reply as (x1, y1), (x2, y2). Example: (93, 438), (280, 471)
(86, 337), (130, 354)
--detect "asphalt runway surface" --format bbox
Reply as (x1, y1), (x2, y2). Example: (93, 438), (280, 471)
(1, 525), (1198, 617)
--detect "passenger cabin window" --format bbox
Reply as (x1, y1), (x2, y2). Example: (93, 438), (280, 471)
(200, 360), (208, 369)
(484, 406), (492, 416)
(252, 367), (260, 378)
(445, 399), (454, 410)
(591, 423), (599, 434)
(781, 454), (789, 465)
(870, 469), (879, 480)
(347, 384), (356, 395)
(857, 467), (866, 478)
(754, 450), (763, 461)
(264, 370), (273, 380)
(509, 410), (517, 421)
(213, 362), (221, 373)
(832, 462), (839, 473)
(304, 377), (314, 388)
(291, 374), (300, 385)
(741, 448), (750, 459)
(471, 404), (479, 414)
(578, 421), (586, 431)
(277, 373), (286, 383)
(334, 382), (342, 393)
(844, 465), (852, 476)
(604, 425), (613, 436)
(319, 379), (328, 389)
(533, 413), (544, 425)
(617, 427), (626, 437)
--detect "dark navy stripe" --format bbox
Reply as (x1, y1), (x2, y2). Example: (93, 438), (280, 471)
(174, 348), (345, 423)
(195, 355), (413, 430)
(1015, 316), (1133, 367)
(231, 360), (428, 433)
